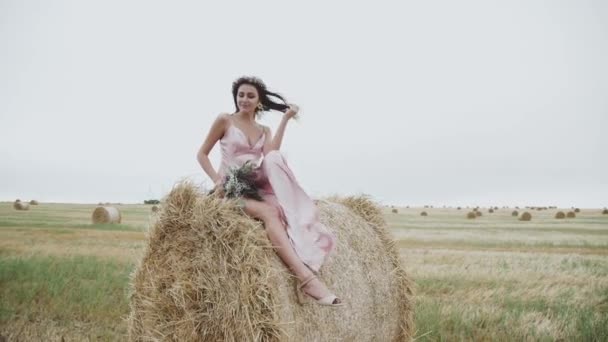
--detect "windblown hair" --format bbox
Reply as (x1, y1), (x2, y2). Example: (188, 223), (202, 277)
(232, 76), (289, 115)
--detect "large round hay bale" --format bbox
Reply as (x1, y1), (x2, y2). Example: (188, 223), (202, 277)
(511, 210), (519, 217)
(475, 211), (482, 217)
(29, 200), (39, 205)
(13, 201), (30, 211)
(127, 183), (414, 341)
(391, 208), (398, 214)
(420, 211), (428, 216)
(574, 208), (580, 213)
(566, 211), (576, 218)
(91, 206), (121, 224)
(151, 205), (160, 213)
(519, 212), (532, 221)
(488, 209), (494, 213)
(555, 211), (565, 219)
(466, 212), (476, 219)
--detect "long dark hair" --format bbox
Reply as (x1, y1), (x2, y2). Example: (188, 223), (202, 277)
(231, 76), (289, 115)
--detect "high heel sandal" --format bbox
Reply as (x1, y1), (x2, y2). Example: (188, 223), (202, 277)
(296, 275), (344, 307)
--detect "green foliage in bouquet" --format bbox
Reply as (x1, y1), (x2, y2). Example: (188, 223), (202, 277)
(223, 160), (263, 201)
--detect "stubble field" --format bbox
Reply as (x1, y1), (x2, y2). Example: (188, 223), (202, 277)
(1, 202), (607, 341)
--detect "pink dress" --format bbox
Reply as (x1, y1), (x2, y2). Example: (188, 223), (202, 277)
(217, 117), (336, 272)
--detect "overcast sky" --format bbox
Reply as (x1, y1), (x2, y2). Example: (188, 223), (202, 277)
(1, 0), (606, 207)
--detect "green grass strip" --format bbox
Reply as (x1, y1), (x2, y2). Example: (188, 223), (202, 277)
(0, 255), (133, 325)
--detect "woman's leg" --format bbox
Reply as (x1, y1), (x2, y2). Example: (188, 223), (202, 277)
(242, 198), (339, 301)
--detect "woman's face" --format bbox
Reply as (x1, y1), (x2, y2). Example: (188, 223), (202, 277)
(236, 84), (260, 112)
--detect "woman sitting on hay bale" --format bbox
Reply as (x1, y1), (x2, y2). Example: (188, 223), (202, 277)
(196, 76), (342, 306)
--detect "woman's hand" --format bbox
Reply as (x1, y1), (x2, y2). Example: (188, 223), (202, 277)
(284, 104), (299, 120)
(212, 178), (225, 197)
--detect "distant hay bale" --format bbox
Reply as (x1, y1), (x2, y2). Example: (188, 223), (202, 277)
(151, 205), (160, 213)
(466, 212), (476, 219)
(13, 201), (29, 211)
(555, 211), (565, 219)
(603, 209), (608, 215)
(127, 183), (414, 341)
(566, 211), (576, 218)
(488, 209), (494, 213)
(475, 211), (482, 217)
(512, 210), (519, 217)
(391, 208), (398, 214)
(457, 207), (461, 210)
(420, 211), (428, 216)
(91, 206), (121, 224)
(574, 208), (580, 213)
(519, 212), (532, 221)
(29, 200), (39, 205)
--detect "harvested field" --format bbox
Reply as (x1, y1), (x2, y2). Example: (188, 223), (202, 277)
(0, 202), (606, 341)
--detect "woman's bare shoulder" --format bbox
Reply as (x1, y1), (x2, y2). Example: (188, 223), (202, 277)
(217, 112), (231, 122)
(205, 113), (231, 136)
(213, 113), (232, 128)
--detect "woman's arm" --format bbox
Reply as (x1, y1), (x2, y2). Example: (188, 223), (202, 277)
(262, 125), (274, 155)
(264, 104), (299, 154)
(196, 113), (229, 185)
(269, 116), (289, 151)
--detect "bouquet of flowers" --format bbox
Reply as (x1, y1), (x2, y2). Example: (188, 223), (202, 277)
(222, 160), (263, 201)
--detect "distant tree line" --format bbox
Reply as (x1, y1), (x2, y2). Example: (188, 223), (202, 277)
(144, 199), (160, 205)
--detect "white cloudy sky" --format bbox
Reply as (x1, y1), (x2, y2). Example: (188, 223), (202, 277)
(1, 0), (606, 207)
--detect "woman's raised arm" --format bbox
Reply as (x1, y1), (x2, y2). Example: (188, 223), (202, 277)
(264, 104), (299, 154)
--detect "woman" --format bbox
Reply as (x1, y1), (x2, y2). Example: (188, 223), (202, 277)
(197, 76), (343, 306)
